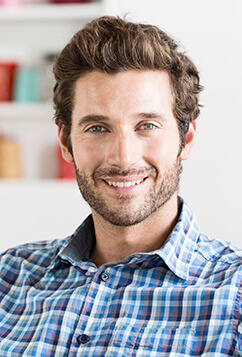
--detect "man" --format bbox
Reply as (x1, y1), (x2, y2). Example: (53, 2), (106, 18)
(0, 16), (241, 356)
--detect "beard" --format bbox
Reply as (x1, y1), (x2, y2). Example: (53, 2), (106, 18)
(74, 160), (182, 227)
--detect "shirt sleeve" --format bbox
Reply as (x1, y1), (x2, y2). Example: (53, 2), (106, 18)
(234, 278), (242, 356)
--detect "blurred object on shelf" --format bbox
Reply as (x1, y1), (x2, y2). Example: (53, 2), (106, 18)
(23, 0), (49, 4)
(41, 52), (57, 102)
(0, 0), (23, 6)
(57, 145), (75, 179)
(14, 65), (41, 103)
(0, 61), (18, 102)
(50, 0), (93, 3)
(0, 0), (49, 4)
(0, 132), (21, 178)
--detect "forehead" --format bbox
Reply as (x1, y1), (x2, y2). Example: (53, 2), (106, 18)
(72, 69), (174, 119)
(74, 69), (172, 94)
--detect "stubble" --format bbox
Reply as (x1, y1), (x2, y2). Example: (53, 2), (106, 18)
(74, 160), (182, 226)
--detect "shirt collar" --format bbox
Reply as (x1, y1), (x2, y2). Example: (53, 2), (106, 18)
(154, 198), (200, 280)
(58, 215), (96, 265)
(50, 197), (200, 280)
(46, 215), (95, 273)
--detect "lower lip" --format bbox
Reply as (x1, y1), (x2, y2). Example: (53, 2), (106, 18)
(102, 179), (147, 193)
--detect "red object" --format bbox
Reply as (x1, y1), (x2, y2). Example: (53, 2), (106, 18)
(0, 62), (18, 102)
(57, 145), (76, 179)
(51, 0), (92, 4)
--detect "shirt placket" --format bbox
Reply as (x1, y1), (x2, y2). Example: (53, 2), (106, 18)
(67, 265), (116, 357)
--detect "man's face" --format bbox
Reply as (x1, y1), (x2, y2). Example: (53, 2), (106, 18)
(59, 70), (194, 226)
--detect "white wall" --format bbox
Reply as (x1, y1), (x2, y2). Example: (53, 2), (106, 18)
(0, 181), (91, 250)
(1, 0), (241, 251)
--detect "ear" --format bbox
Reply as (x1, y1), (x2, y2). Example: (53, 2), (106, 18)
(58, 125), (74, 163)
(179, 121), (196, 161)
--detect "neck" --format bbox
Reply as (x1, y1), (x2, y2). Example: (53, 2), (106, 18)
(90, 194), (179, 268)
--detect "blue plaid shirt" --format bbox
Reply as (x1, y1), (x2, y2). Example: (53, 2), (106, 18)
(0, 198), (241, 356)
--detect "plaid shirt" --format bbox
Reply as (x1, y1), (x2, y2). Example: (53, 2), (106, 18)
(0, 198), (241, 356)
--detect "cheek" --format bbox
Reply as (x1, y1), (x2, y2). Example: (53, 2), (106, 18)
(72, 138), (104, 170)
(145, 135), (179, 168)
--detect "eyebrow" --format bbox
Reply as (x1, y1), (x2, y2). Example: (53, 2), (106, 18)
(134, 112), (168, 122)
(77, 115), (109, 128)
(77, 111), (168, 127)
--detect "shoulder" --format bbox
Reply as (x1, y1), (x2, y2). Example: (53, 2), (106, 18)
(0, 238), (67, 284)
(0, 238), (64, 263)
(195, 234), (242, 286)
(196, 234), (242, 265)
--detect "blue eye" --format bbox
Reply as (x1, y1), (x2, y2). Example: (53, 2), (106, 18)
(89, 125), (105, 133)
(141, 123), (156, 130)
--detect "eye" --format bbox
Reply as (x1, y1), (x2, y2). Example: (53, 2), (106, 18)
(139, 123), (157, 131)
(88, 125), (106, 133)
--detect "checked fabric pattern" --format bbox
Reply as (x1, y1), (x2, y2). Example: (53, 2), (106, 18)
(0, 198), (241, 356)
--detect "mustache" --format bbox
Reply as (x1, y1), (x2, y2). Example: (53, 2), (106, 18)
(93, 166), (157, 179)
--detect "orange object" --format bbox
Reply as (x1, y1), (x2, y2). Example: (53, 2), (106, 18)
(0, 135), (21, 178)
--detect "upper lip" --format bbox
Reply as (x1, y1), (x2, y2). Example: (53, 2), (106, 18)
(103, 176), (147, 182)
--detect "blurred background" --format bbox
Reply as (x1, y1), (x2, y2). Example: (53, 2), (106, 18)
(0, 0), (241, 251)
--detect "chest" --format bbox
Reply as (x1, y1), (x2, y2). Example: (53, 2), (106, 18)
(0, 266), (237, 356)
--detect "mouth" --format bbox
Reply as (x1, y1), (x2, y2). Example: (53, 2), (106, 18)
(103, 177), (148, 188)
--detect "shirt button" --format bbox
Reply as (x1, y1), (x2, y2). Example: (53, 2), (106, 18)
(77, 334), (90, 345)
(100, 272), (110, 282)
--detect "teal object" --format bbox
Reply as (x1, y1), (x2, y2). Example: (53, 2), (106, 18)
(14, 67), (40, 103)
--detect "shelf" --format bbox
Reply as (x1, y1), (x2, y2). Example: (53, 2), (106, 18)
(0, 178), (76, 187)
(0, 179), (78, 197)
(0, 102), (54, 118)
(0, 3), (103, 21)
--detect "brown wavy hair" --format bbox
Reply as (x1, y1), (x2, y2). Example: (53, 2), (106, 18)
(53, 16), (202, 152)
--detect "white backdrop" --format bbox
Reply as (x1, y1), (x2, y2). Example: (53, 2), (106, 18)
(1, 0), (241, 251)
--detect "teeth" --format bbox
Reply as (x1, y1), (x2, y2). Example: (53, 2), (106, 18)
(105, 178), (144, 187)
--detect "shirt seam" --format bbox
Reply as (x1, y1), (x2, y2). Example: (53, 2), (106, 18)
(231, 276), (242, 353)
(194, 248), (242, 265)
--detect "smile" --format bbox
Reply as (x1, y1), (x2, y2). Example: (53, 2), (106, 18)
(104, 178), (146, 188)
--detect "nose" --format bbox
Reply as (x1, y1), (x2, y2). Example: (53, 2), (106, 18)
(106, 131), (141, 168)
